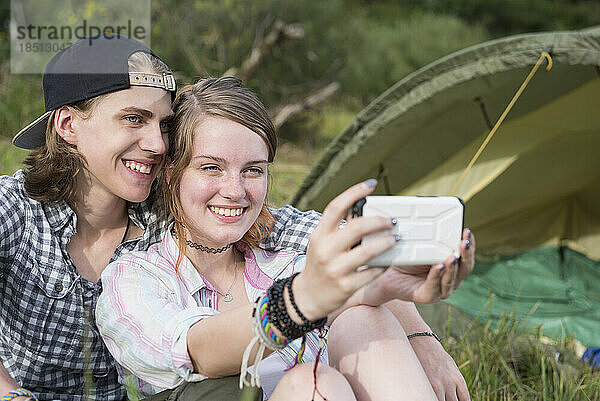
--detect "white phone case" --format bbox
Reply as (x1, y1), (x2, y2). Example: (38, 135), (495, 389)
(358, 196), (464, 266)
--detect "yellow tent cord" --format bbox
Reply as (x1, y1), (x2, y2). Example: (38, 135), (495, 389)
(449, 51), (553, 195)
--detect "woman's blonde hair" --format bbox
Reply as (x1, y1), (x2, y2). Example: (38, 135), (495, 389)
(23, 51), (171, 205)
(161, 76), (277, 267)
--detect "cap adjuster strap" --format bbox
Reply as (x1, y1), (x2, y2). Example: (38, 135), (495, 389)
(129, 72), (176, 91)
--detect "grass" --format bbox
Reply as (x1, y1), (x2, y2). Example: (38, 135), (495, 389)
(269, 141), (320, 207)
(444, 313), (599, 400)
(247, 306), (600, 400)
(418, 301), (599, 400)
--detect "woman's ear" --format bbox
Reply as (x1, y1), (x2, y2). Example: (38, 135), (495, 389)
(54, 106), (79, 146)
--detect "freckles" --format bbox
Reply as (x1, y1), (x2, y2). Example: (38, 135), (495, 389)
(179, 174), (206, 198)
(201, 180), (221, 193)
(247, 181), (268, 202)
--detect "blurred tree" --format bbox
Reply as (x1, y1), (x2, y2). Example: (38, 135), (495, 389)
(151, 0), (346, 109)
(149, 0), (488, 139)
(335, 10), (487, 103)
(0, 2), (9, 59)
(420, 0), (600, 34)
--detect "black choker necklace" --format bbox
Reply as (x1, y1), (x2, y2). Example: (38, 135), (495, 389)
(171, 227), (233, 254)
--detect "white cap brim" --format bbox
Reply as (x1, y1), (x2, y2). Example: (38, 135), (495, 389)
(12, 111), (52, 150)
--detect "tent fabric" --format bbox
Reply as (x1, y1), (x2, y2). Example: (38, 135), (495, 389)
(291, 27), (600, 347)
(446, 247), (600, 347)
(291, 26), (600, 259)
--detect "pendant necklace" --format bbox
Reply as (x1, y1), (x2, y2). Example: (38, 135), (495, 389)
(212, 250), (239, 302)
(171, 227), (238, 301)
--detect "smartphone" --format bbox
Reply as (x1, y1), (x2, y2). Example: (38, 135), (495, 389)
(351, 196), (464, 266)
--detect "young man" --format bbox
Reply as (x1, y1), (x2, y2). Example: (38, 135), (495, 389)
(1, 34), (472, 401)
(0, 34), (315, 401)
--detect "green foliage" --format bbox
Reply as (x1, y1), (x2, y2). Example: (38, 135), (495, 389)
(269, 142), (317, 206)
(149, 0), (357, 110)
(3, 0), (598, 142)
(0, 139), (28, 176)
(0, 1), (9, 59)
(279, 99), (360, 146)
(0, 2), (42, 140)
(149, 0), (490, 105)
(422, 0), (600, 35)
(0, 65), (43, 140)
(335, 11), (488, 102)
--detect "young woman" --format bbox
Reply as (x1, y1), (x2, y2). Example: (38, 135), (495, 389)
(96, 77), (475, 401)
(0, 35), (322, 401)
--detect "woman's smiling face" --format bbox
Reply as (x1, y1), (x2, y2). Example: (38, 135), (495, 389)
(177, 116), (269, 248)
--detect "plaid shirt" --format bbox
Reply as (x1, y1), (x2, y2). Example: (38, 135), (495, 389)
(0, 170), (320, 401)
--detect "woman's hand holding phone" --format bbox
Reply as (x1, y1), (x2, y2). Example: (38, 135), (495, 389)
(370, 228), (475, 304)
(293, 180), (476, 323)
(292, 179), (397, 322)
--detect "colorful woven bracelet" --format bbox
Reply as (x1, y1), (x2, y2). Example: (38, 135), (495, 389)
(2, 388), (36, 401)
(257, 294), (289, 349)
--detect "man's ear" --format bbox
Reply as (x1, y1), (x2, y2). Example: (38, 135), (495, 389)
(54, 106), (79, 146)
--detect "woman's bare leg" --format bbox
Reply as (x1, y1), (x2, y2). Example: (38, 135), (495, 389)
(327, 305), (437, 401)
(269, 362), (356, 401)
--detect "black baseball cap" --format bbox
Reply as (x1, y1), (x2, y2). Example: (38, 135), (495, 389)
(13, 34), (177, 149)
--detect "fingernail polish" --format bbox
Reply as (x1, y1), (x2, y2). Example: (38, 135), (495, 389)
(363, 178), (378, 188)
(466, 228), (472, 238)
(390, 218), (397, 226)
(465, 239), (471, 250)
(394, 234), (401, 242)
(453, 257), (459, 266)
(439, 266), (446, 275)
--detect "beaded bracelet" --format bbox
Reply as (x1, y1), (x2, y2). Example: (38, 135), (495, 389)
(2, 388), (36, 401)
(285, 273), (327, 331)
(407, 331), (442, 343)
(267, 276), (305, 340)
(266, 274), (327, 341)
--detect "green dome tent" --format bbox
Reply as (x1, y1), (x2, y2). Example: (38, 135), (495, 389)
(291, 27), (600, 347)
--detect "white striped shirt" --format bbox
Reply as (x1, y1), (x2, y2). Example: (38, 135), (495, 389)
(96, 226), (327, 400)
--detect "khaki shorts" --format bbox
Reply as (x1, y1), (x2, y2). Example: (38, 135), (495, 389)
(142, 376), (263, 401)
